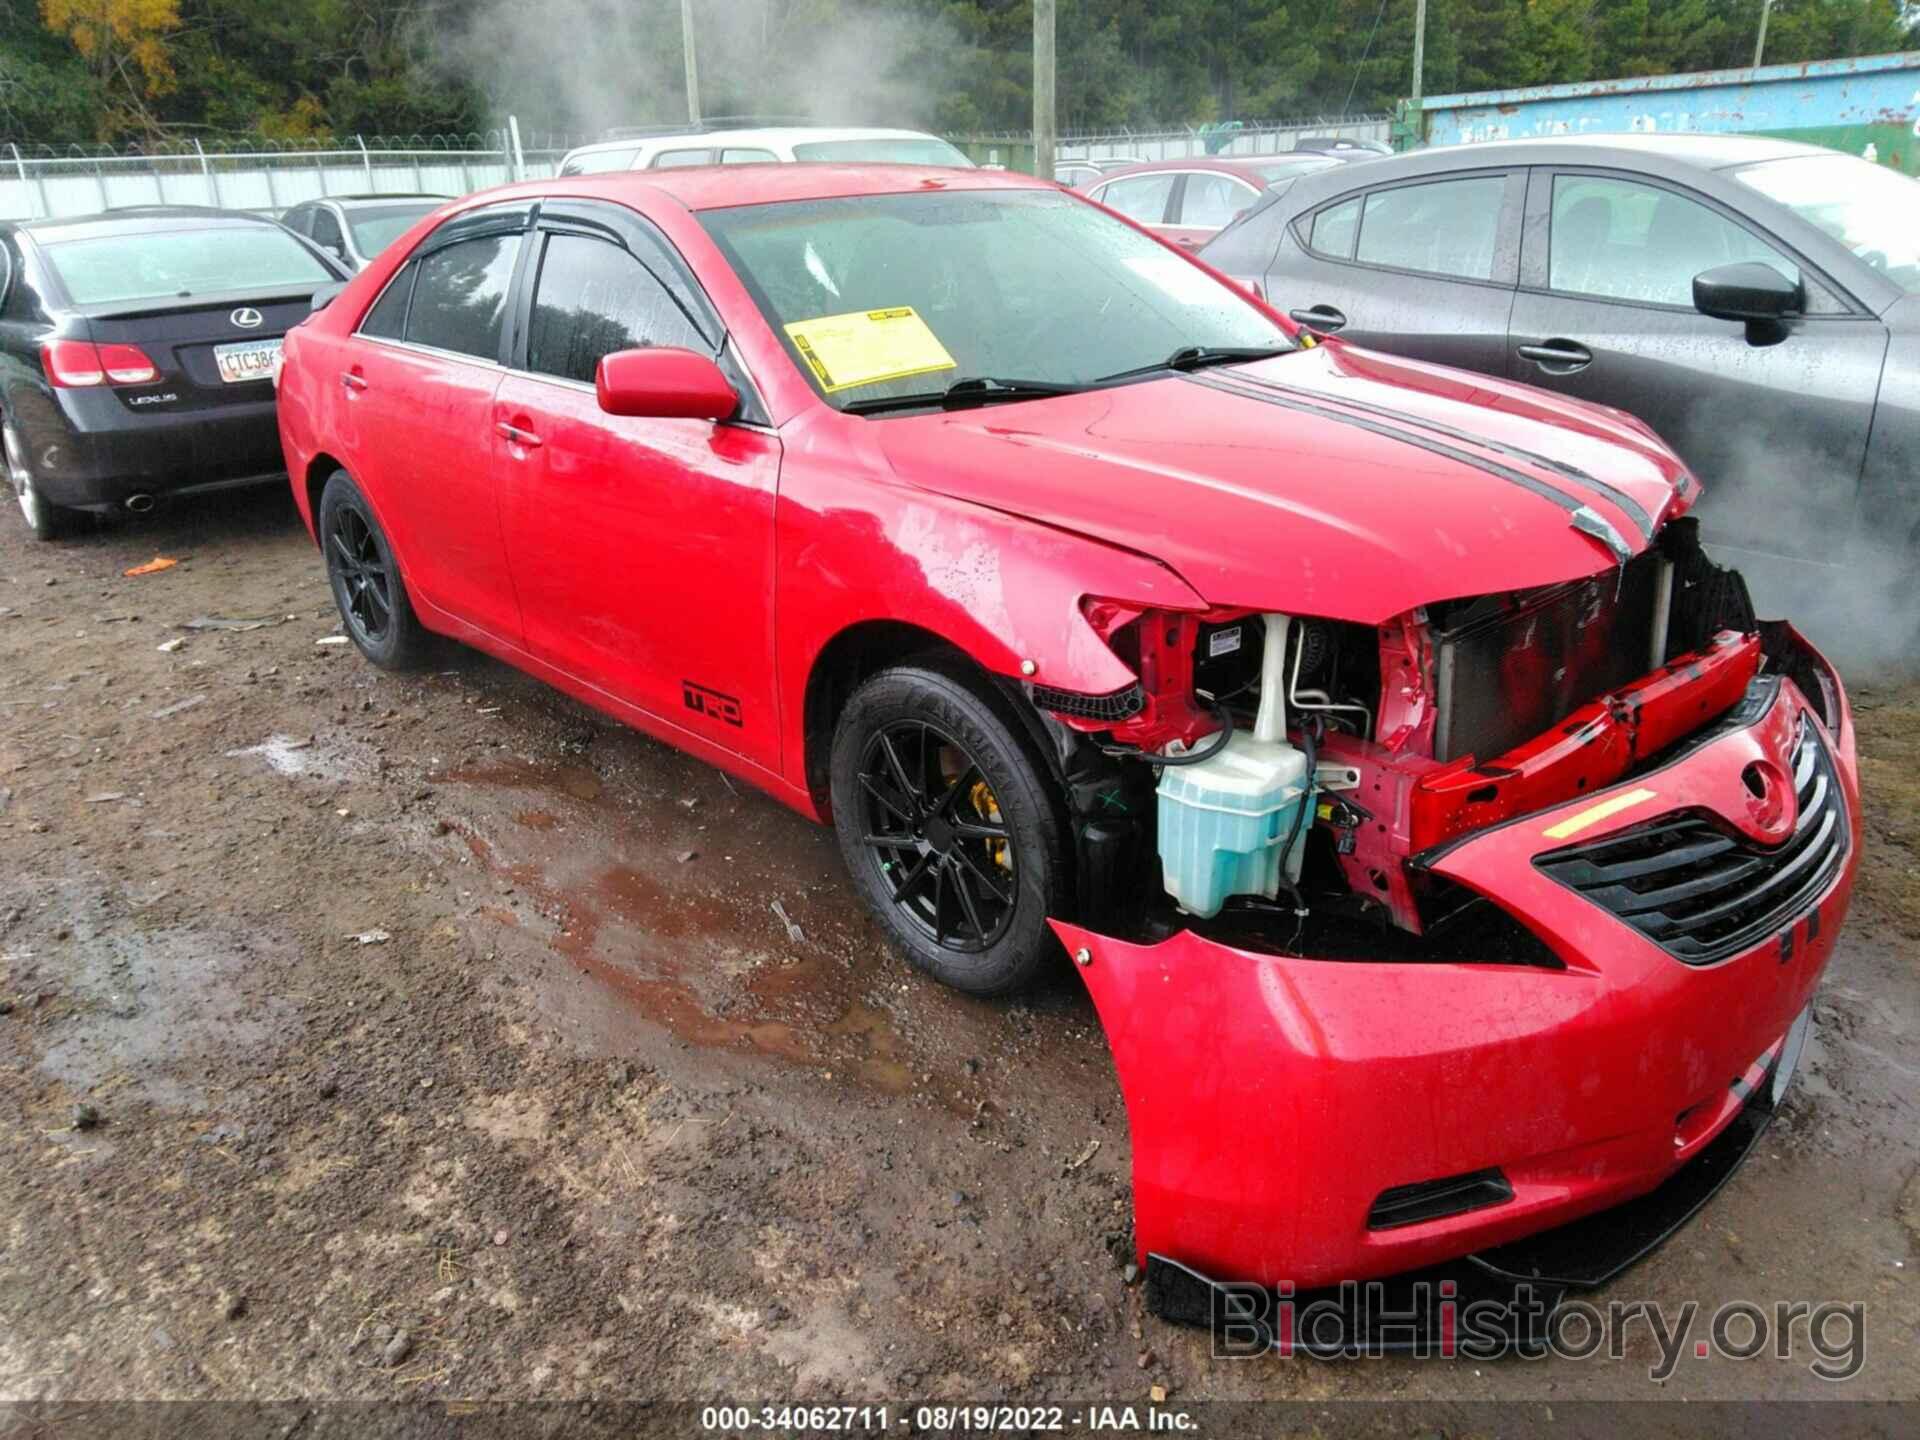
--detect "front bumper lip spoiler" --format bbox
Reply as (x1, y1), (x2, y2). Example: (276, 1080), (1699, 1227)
(1142, 1005), (1809, 1356)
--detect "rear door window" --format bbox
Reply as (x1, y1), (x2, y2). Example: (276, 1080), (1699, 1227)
(1308, 197), (1361, 258)
(721, 148), (777, 164)
(1179, 172), (1259, 230)
(525, 233), (706, 384)
(1353, 176), (1507, 280)
(402, 234), (520, 360)
(1094, 173), (1177, 225)
(309, 207), (346, 256)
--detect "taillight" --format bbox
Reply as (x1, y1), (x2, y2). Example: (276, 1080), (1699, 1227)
(41, 340), (159, 388)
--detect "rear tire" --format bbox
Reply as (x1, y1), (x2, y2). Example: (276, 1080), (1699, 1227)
(829, 659), (1070, 996)
(6, 422), (79, 542)
(318, 470), (433, 670)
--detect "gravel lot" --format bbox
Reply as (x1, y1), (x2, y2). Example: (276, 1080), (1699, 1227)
(1, 487), (1915, 1409)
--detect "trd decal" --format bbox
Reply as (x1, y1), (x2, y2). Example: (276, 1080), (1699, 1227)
(682, 681), (743, 727)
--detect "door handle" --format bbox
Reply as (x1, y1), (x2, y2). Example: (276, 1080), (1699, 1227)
(494, 421), (542, 449)
(1517, 340), (1594, 373)
(1287, 305), (1347, 333)
(340, 372), (368, 393)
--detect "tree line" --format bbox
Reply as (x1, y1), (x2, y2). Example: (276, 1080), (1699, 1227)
(1, 1), (1912, 147)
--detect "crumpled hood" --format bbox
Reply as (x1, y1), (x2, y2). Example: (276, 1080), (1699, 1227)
(876, 342), (1692, 623)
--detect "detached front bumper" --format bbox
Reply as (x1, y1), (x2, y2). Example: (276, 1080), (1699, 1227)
(1055, 626), (1857, 1304)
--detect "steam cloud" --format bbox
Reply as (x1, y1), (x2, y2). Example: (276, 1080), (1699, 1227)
(439, 0), (960, 139)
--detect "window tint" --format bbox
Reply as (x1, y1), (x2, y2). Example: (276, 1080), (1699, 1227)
(721, 148), (777, 164)
(360, 264), (412, 338)
(403, 234), (520, 359)
(1309, 197), (1360, 258)
(1096, 173), (1177, 225)
(1180, 172), (1258, 229)
(309, 207), (345, 254)
(281, 206), (312, 237)
(1354, 176), (1505, 279)
(526, 233), (706, 385)
(1549, 174), (1800, 307)
(43, 226), (335, 305)
(560, 147), (638, 176)
(651, 148), (714, 168)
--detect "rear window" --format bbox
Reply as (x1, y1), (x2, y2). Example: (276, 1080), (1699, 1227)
(347, 204), (439, 259)
(43, 226), (334, 306)
(789, 137), (972, 167)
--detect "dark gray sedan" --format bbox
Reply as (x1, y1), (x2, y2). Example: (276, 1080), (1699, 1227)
(1201, 134), (1920, 630)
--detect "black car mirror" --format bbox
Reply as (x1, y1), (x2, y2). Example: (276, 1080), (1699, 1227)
(1693, 262), (1803, 344)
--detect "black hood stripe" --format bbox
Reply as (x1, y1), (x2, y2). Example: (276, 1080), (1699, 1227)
(1184, 372), (1636, 562)
(1217, 369), (1656, 539)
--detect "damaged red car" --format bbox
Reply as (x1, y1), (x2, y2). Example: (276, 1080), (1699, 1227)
(276, 165), (1858, 1337)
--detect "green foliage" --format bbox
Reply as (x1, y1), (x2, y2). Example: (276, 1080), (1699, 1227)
(0, 0), (1911, 145)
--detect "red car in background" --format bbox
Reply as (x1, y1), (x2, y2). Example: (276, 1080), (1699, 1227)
(1078, 154), (1341, 248)
(276, 163), (1857, 1345)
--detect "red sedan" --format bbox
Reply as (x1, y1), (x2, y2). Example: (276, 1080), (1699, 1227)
(1077, 154), (1339, 248)
(276, 163), (1856, 1334)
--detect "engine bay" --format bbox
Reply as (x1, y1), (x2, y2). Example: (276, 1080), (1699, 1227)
(1032, 518), (1779, 961)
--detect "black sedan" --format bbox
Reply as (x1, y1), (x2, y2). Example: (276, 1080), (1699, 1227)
(1201, 134), (1920, 619)
(1, 205), (348, 540)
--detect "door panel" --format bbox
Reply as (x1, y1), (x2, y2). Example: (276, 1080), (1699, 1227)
(1510, 169), (1889, 561)
(1265, 170), (1523, 373)
(494, 377), (782, 769)
(494, 224), (781, 769)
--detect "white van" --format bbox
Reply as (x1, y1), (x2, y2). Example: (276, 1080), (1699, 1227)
(557, 125), (974, 176)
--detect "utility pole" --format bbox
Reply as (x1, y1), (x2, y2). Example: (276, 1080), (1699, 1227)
(1411, 0), (1427, 111)
(1754, 0), (1774, 69)
(1033, 0), (1056, 179)
(681, 0), (702, 125)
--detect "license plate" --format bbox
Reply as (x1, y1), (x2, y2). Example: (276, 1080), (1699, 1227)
(214, 337), (282, 384)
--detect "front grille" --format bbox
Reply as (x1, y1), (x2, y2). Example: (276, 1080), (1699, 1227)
(1029, 681), (1145, 724)
(1536, 719), (1847, 965)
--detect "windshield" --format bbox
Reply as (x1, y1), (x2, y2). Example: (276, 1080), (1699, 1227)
(702, 189), (1290, 412)
(1732, 154), (1920, 293)
(45, 226), (334, 305)
(347, 204), (439, 258)
(789, 137), (974, 167)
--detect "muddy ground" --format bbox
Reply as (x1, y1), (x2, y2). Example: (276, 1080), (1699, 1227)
(1, 488), (1915, 1412)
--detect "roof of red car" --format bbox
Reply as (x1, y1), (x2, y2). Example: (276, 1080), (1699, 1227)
(537, 163), (1051, 212)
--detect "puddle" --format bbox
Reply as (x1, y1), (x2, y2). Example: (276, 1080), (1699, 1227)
(434, 751), (961, 1101)
(36, 916), (302, 1110)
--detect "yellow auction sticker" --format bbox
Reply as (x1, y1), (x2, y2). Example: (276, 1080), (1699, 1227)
(1542, 788), (1659, 841)
(783, 306), (957, 393)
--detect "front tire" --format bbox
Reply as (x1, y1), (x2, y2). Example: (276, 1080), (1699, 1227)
(318, 470), (433, 670)
(830, 660), (1070, 995)
(6, 422), (79, 542)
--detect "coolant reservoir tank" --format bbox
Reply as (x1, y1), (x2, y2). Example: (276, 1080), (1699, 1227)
(1156, 732), (1311, 919)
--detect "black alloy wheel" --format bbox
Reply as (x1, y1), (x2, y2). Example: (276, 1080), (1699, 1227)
(856, 719), (1019, 953)
(317, 469), (432, 670)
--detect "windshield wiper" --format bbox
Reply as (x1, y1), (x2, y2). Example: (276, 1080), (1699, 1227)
(842, 375), (1083, 416)
(1094, 344), (1294, 385)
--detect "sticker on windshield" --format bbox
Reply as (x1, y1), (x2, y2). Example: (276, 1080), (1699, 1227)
(783, 306), (957, 393)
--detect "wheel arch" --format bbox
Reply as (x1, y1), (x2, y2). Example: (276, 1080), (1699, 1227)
(303, 453), (350, 545)
(800, 619), (1065, 822)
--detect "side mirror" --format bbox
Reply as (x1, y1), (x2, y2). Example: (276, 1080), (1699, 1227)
(309, 281), (348, 314)
(595, 347), (738, 421)
(1693, 262), (1802, 344)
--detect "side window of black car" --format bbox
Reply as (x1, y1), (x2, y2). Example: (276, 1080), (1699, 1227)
(525, 233), (707, 385)
(403, 234), (521, 360)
